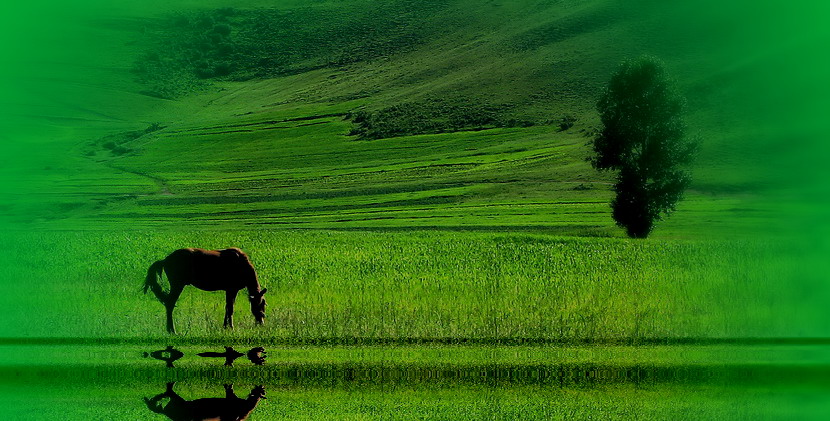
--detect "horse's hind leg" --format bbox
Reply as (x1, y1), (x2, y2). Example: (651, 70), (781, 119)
(147, 284), (169, 304)
(165, 284), (184, 334)
(144, 382), (178, 412)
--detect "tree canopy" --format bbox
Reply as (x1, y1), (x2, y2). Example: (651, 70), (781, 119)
(592, 56), (698, 238)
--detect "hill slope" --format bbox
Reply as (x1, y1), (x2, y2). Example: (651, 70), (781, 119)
(2, 0), (828, 238)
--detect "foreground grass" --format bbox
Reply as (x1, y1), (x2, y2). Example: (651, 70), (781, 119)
(0, 381), (785, 420)
(2, 341), (828, 419)
(0, 230), (804, 340)
(2, 363), (827, 420)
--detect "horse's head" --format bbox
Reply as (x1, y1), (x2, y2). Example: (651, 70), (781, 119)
(248, 288), (267, 325)
(248, 385), (266, 401)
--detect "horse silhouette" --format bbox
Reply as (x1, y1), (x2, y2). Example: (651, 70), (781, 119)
(197, 346), (267, 366)
(143, 345), (185, 368)
(144, 382), (266, 421)
(144, 248), (267, 333)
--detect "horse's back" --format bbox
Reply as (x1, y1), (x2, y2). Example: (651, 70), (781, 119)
(162, 248), (250, 290)
(168, 247), (219, 258)
(165, 248), (218, 272)
(167, 247), (246, 259)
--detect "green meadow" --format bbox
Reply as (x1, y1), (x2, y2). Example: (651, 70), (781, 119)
(1, 0), (829, 419)
(0, 230), (810, 340)
(0, 229), (825, 418)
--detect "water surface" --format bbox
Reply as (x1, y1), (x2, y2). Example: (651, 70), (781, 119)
(1, 343), (827, 419)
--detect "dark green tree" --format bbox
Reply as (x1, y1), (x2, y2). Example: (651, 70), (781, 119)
(591, 56), (698, 238)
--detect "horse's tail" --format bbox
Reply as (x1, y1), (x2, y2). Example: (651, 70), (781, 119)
(144, 260), (165, 299)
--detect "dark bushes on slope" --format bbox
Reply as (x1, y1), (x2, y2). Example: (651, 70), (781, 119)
(347, 99), (540, 140)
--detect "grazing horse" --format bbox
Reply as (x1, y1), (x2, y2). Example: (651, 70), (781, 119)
(144, 248), (267, 334)
(144, 382), (266, 421)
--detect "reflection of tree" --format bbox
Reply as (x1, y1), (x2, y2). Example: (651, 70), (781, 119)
(143, 346), (184, 368)
(144, 382), (266, 421)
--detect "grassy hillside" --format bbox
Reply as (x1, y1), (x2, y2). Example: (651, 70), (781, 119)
(5, 0), (826, 238)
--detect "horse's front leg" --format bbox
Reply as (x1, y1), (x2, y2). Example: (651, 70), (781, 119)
(224, 384), (236, 399)
(224, 290), (238, 329)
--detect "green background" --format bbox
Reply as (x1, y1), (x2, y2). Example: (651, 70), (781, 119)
(0, 1), (829, 419)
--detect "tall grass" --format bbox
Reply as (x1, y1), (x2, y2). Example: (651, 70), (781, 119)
(0, 230), (796, 341)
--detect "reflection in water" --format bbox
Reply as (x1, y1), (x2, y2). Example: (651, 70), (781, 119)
(0, 343), (823, 419)
(197, 346), (267, 366)
(142, 346), (266, 368)
(143, 346), (184, 368)
(144, 382), (266, 421)
(246, 347), (267, 365)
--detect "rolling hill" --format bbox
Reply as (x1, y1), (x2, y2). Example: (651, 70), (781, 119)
(2, 0), (828, 238)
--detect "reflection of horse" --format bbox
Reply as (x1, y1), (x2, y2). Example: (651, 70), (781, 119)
(144, 383), (266, 421)
(144, 248), (267, 333)
(143, 345), (184, 368)
(197, 346), (267, 366)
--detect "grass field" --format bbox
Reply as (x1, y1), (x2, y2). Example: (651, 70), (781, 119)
(7, 373), (819, 420)
(2, 0), (829, 419)
(0, 230), (815, 340)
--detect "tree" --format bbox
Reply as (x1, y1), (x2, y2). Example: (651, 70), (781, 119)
(591, 56), (698, 238)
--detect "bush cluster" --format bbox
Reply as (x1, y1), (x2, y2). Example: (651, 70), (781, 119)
(558, 115), (577, 131)
(134, 3), (449, 97)
(347, 100), (538, 140)
(92, 123), (165, 157)
(135, 9), (240, 98)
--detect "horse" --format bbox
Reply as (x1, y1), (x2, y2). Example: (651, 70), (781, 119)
(144, 382), (266, 421)
(144, 247), (267, 334)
